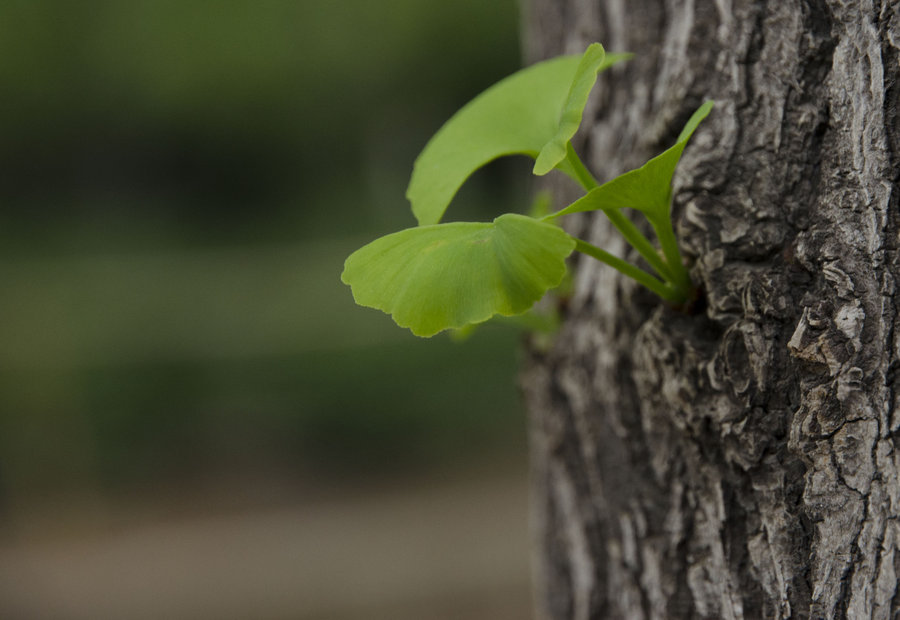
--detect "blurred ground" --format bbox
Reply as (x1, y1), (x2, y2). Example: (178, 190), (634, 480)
(0, 462), (531, 620)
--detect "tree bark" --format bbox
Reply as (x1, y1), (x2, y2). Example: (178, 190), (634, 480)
(522, 1), (900, 618)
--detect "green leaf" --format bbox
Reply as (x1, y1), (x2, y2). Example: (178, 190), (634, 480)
(407, 44), (630, 226)
(341, 214), (575, 337)
(548, 101), (714, 223)
(533, 45), (623, 175)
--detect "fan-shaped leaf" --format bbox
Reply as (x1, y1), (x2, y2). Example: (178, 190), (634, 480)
(341, 214), (575, 337)
(533, 46), (627, 175)
(548, 101), (714, 223)
(407, 44), (630, 226)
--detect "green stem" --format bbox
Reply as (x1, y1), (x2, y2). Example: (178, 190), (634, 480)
(650, 214), (692, 292)
(572, 237), (681, 303)
(564, 142), (600, 191)
(564, 144), (677, 283)
(605, 210), (677, 282)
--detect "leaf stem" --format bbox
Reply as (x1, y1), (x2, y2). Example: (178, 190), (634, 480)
(605, 210), (677, 282)
(571, 236), (681, 302)
(564, 144), (677, 283)
(650, 214), (692, 293)
(564, 142), (601, 191)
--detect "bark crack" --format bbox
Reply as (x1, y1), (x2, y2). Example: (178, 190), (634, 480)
(525, 0), (900, 617)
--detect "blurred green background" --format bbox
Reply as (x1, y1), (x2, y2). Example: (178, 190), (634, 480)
(0, 2), (536, 618)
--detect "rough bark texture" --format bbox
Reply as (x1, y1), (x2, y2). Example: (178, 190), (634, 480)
(522, 1), (900, 618)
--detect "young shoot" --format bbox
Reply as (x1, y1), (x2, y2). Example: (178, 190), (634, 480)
(342, 43), (713, 337)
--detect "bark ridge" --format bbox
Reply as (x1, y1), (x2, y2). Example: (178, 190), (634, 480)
(524, 1), (900, 618)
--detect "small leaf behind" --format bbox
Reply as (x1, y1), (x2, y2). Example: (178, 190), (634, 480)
(341, 214), (575, 337)
(407, 46), (630, 226)
(548, 101), (714, 222)
(533, 47), (632, 175)
(407, 56), (580, 226)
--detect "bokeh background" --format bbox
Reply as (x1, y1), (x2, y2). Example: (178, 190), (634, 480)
(0, 1), (538, 618)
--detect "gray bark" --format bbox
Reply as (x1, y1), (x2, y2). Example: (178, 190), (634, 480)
(522, 1), (900, 618)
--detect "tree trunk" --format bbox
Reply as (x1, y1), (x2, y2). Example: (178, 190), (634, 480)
(522, 1), (900, 618)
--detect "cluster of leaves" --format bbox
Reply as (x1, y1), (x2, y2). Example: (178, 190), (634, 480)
(342, 43), (713, 337)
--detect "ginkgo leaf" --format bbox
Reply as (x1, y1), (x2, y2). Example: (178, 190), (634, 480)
(341, 214), (575, 337)
(548, 101), (714, 223)
(407, 44), (630, 226)
(533, 45), (619, 175)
